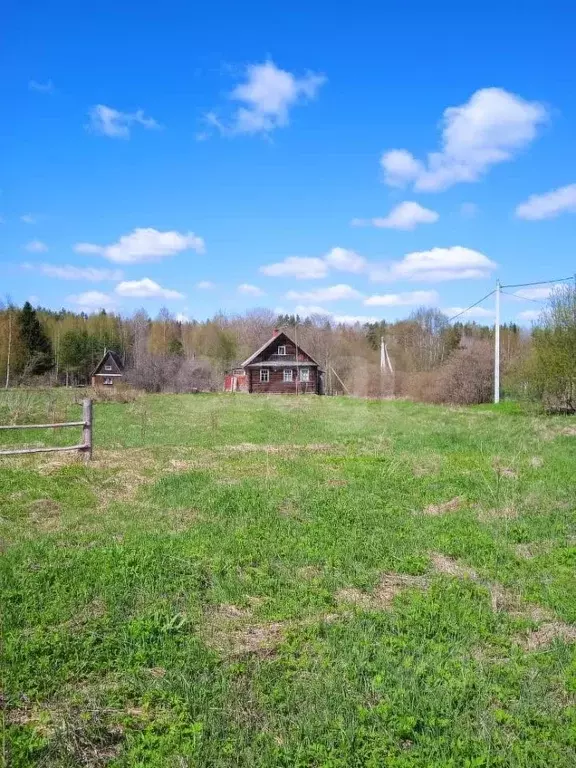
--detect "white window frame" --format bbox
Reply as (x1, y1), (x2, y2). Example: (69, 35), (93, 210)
(104, 365), (112, 371)
(103, 377), (113, 386)
(300, 367), (310, 383)
(283, 368), (293, 382)
(277, 345), (287, 356)
(260, 368), (270, 383)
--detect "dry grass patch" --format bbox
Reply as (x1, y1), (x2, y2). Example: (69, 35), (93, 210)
(518, 622), (576, 651)
(477, 505), (519, 522)
(336, 572), (430, 611)
(430, 553), (478, 580)
(423, 496), (463, 516)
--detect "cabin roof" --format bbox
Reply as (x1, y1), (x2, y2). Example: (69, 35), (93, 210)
(240, 330), (320, 368)
(92, 350), (124, 376)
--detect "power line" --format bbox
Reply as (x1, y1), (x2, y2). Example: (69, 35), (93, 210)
(446, 290), (495, 323)
(501, 276), (573, 289)
(500, 289), (546, 304)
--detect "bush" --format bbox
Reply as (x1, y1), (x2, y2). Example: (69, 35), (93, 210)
(124, 354), (216, 394)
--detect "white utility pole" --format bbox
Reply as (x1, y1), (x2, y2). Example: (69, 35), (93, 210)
(5, 310), (12, 389)
(494, 279), (501, 404)
(380, 336), (385, 371)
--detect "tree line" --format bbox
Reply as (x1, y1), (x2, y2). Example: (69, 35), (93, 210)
(1, 288), (574, 410)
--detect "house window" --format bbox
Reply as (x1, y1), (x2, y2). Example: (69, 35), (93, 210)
(283, 369), (293, 382)
(103, 377), (113, 386)
(300, 368), (310, 382)
(104, 365), (112, 371)
(277, 345), (287, 356)
(260, 369), (270, 383)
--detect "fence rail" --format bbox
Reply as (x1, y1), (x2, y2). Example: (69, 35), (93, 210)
(0, 399), (92, 460)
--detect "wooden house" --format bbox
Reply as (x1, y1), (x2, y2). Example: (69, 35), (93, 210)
(224, 329), (322, 394)
(91, 350), (124, 387)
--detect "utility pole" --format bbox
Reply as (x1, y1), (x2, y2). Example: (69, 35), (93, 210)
(494, 279), (501, 404)
(5, 310), (12, 389)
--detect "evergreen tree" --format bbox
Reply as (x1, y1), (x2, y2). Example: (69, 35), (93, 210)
(18, 301), (54, 374)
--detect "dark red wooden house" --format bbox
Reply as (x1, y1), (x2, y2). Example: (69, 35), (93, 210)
(224, 329), (322, 394)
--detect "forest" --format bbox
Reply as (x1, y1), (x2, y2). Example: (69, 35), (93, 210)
(1, 286), (575, 409)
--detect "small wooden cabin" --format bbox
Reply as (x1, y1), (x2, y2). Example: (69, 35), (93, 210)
(224, 329), (322, 394)
(91, 350), (124, 387)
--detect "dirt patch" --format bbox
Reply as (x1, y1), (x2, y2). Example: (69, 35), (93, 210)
(336, 572), (429, 611)
(297, 565), (323, 580)
(217, 442), (333, 455)
(278, 499), (304, 519)
(560, 425), (576, 437)
(530, 456), (544, 468)
(27, 498), (63, 532)
(477, 505), (519, 522)
(324, 479), (348, 488)
(423, 497), (463, 516)
(518, 622), (576, 651)
(430, 553), (478, 580)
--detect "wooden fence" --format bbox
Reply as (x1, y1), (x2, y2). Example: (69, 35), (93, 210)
(0, 398), (93, 460)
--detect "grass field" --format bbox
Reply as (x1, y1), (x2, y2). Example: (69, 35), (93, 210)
(2, 392), (576, 767)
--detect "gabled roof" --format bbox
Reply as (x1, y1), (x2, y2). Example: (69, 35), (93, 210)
(241, 330), (320, 368)
(92, 349), (124, 376)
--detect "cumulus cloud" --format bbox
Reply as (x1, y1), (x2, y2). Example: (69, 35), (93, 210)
(371, 246), (496, 283)
(24, 239), (48, 253)
(381, 88), (548, 192)
(515, 183), (576, 220)
(20, 213), (37, 224)
(514, 284), (564, 300)
(262, 248), (367, 280)
(323, 247), (367, 273)
(352, 201), (439, 230)
(68, 291), (118, 311)
(196, 280), (215, 289)
(364, 290), (439, 307)
(74, 227), (205, 264)
(35, 264), (123, 281)
(460, 202), (479, 218)
(29, 79), (55, 94)
(286, 284), (362, 302)
(238, 283), (265, 296)
(260, 256), (328, 279)
(517, 309), (540, 322)
(208, 60), (325, 136)
(88, 104), (161, 139)
(176, 312), (189, 322)
(115, 278), (184, 299)
(293, 305), (378, 324)
(443, 305), (495, 319)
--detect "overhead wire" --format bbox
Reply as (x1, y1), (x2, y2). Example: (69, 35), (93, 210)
(501, 276), (573, 289)
(446, 289), (495, 323)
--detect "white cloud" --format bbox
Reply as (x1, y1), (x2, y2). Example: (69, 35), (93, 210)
(210, 60), (325, 136)
(37, 264), (123, 281)
(24, 239), (48, 253)
(68, 291), (118, 311)
(381, 88), (548, 192)
(353, 201), (439, 230)
(515, 183), (576, 220)
(460, 202), (479, 218)
(88, 104), (161, 139)
(238, 283), (265, 296)
(443, 306), (495, 319)
(371, 246), (496, 283)
(364, 290), (439, 307)
(514, 284), (564, 300)
(323, 247), (367, 273)
(29, 79), (55, 94)
(286, 284), (362, 302)
(260, 256), (328, 279)
(115, 278), (184, 299)
(176, 312), (189, 322)
(293, 305), (378, 324)
(20, 213), (37, 224)
(517, 309), (540, 322)
(74, 227), (205, 264)
(196, 280), (215, 289)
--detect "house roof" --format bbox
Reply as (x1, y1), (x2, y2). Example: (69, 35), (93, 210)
(240, 330), (320, 368)
(245, 361), (318, 368)
(92, 349), (124, 376)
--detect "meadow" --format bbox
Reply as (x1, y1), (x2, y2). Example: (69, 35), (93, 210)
(1, 391), (576, 767)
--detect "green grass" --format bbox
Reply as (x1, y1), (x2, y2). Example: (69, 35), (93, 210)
(2, 392), (576, 767)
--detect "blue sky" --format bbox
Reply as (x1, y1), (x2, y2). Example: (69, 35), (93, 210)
(2, 0), (575, 325)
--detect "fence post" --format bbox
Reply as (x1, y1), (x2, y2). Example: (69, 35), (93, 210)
(82, 398), (93, 461)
